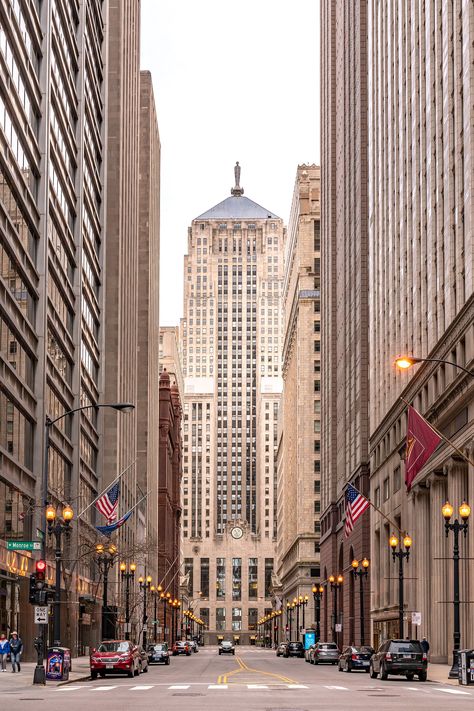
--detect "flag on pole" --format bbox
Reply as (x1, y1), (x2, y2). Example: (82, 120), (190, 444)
(344, 484), (370, 538)
(95, 482), (120, 521)
(95, 509), (133, 537)
(405, 405), (441, 491)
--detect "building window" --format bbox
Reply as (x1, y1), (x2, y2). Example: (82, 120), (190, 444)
(264, 558), (273, 598)
(248, 607), (258, 631)
(200, 558), (209, 598)
(184, 558), (194, 596)
(216, 607), (226, 631)
(374, 487), (380, 507)
(393, 466), (401, 493)
(232, 558), (242, 601)
(383, 477), (390, 501)
(216, 557), (226, 599)
(200, 608), (209, 629)
(248, 558), (258, 599)
(232, 607), (242, 631)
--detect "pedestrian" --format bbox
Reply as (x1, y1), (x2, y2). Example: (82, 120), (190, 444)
(421, 637), (430, 656)
(9, 632), (22, 673)
(0, 633), (10, 672)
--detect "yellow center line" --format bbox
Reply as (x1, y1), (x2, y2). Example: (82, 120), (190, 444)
(217, 654), (299, 686)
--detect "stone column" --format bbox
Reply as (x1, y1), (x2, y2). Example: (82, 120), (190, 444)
(429, 474), (448, 662)
(413, 486), (431, 643)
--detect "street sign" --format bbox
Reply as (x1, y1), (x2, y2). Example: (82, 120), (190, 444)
(34, 606), (49, 624)
(412, 611), (422, 626)
(7, 541), (41, 551)
(335, 623), (342, 632)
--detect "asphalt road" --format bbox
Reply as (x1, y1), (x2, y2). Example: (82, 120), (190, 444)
(3, 647), (474, 710)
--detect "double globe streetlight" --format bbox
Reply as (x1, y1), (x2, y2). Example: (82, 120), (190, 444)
(45, 503), (74, 647)
(351, 558), (369, 646)
(389, 533), (412, 638)
(96, 543), (118, 640)
(329, 574), (343, 644)
(442, 500), (470, 678)
(312, 584), (324, 641)
(119, 562), (136, 640)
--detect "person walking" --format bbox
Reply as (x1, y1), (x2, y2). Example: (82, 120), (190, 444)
(9, 632), (22, 672)
(421, 637), (430, 656)
(0, 634), (10, 672)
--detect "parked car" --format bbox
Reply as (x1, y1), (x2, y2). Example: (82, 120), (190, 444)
(276, 642), (288, 657)
(309, 642), (339, 665)
(90, 640), (140, 679)
(304, 644), (316, 662)
(172, 640), (192, 656)
(283, 641), (305, 658)
(187, 639), (199, 653)
(148, 643), (170, 665)
(218, 641), (235, 655)
(338, 646), (374, 672)
(370, 639), (427, 681)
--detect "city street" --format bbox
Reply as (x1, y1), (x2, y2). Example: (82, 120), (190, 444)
(1, 647), (473, 710)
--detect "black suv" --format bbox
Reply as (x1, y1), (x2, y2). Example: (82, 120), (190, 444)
(370, 640), (427, 681)
(284, 641), (304, 658)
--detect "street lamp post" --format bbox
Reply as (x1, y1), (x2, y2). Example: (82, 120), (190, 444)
(300, 595), (308, 632)
(389, 533), (412, 638)
(96, 543), (117, 640)
(442, 500), (470, 679)
(329, 574), (343, 644)
(294, 597), (300, 639)
(120, 562), (136, 640)
(395, 355), (474, 379)
(312, 584), (324, 641)
(138, 574), (152, 648)
(351, 558), (370, 645)
(161, 592), (168, 642)
(45, 504), (74, 646)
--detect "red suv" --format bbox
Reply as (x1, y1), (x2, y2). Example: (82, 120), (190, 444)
(172, 640), (192, 656)
(90, 640), (140, 678)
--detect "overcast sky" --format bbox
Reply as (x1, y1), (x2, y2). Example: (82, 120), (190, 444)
(140, 0), (320, 326)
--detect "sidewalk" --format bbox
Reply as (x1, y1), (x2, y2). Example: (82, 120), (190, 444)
(428, 663), (458, 685)
(0, 656), (90, 691)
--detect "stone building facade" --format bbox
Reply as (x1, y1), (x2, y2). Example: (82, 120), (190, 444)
(367, 1), (474, 659)
(320, 0), (371, 647)
(180, 166), (284, 642)
(278, 165), (321, 626)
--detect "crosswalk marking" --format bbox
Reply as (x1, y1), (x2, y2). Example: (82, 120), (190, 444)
(90, 686), (117, 692)
(434, 688), (470, 695)
(168, 685), (190, 689)
(324, 685), (348, 690)
(247, 684), (268, 689)
(208, 684), (228, 689)
(129, 685), (154, 691)
(287, 684), (309, 689)
(56, 686), (83, 691)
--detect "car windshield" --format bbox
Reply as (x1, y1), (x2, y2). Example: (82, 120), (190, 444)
(391, 642), (420, 653)
(319, 644), (337, 650)
(289, 643), (302, 648)
(176, 641), (187, 646)
(97, 642), (129, 653)
(221, 642), (232, 647)
(150, 644), (167, 652)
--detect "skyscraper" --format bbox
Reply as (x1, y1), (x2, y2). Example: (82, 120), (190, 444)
(181, 165), (284, 641)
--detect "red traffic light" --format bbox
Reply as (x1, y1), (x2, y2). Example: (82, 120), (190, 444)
(36, 560), (46, 573)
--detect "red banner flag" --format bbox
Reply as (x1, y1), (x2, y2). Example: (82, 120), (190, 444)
(405, 406), (441, 491)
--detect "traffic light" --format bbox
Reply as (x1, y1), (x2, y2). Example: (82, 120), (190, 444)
(29, 574), (37, 604)
(35, 560), (46, 587)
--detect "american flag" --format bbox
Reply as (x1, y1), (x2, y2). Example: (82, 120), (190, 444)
(95, 482), (120, 521)
(344, 484), (370, 538)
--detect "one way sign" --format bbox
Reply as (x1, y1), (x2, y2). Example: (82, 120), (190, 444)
(34, 606), (49, 624)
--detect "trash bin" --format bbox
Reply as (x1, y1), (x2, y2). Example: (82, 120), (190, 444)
(46, 647), (71, 681)
(459, 650), (474, 685)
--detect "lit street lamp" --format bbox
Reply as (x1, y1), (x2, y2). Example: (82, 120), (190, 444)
(95, 543), (118, 639)
(138, 574), (152, 648)
(442, 500), (470, 678)
(351, 558), (369, 645)
(395, 355), (474, 378)
(120, 561), (136, 640)
(312, 584), (324, 641)
(329, 574), (343, 644)
(45, 503), (74, 646)
(389, 533), (412, 638)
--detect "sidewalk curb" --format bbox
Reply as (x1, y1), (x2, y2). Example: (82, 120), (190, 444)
(56, 673), (91, 686)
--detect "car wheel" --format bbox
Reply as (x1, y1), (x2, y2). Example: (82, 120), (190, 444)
(366, 668), (370, 673)
(232, 651), (235, 655)
(166, 658), (170, 665)
(91, 671), (98, 680)
(332, 662), (337, 666)
(128, 669), (134, 678)
(99, 671), (106, 678)
(134, 663), (139, 677)
(406, 673), (414, 681)
(418, 671), (427, 682)
(370, 663), (377, 679)
(380, 663), (388, 680)
(186, 652), (191, 656)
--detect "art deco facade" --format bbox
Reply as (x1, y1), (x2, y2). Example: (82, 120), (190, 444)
(320, 0), (371, 646)
(181, 166), (284, 642)
(0, 0), (108, 656)
(367, 1), (474, 659)
(277, 165), (321, 616)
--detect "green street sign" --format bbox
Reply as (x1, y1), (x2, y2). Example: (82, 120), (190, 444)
(6, 541), (41, 551)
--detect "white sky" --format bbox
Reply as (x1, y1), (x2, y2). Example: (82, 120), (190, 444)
(140, 0), (320, 326)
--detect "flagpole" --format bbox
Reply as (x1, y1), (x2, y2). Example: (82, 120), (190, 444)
(77, 458), (137, 520)
(347, 482), (404, 535)
(400, 398), (474, 469)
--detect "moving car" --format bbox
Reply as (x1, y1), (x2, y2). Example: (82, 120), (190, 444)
(304, 644), (316, 662)
(370, 639), (427, 681)
(309, 642), (339, 665)
(218, 640), (235, 655)
(172, 640), (192, 656)
(283, 641), (304, 658)
(338, 646), (374, 672)
(148, 643), (170, 665)
(276, 642), (288, 657)
(187, 639), (199, 653)
(90, 640), (140, 679)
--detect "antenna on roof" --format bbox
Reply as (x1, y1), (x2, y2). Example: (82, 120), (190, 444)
(231, 161), (244, 196)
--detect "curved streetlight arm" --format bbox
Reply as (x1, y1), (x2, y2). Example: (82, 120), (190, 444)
(399, 356), (474, 379)
(47, 402), (135, 427)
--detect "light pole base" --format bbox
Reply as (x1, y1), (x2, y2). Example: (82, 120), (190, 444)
(33, 664), (46, 685)
(448, 650), (460, 679)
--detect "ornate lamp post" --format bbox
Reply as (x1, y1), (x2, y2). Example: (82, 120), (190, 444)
(120, 561), (136, 640)
(442, 500), (470, 678)
(300, 595), (309, 631)
(312, 584), (324, 641)
(329, 574), (343, 644)
(45, 503), (74, 646)
(138, 574), (152, 648)
(160, 591), (169, 642)
(389, 533), (412, 639)
(95, 542), (118, 640)
(351, 557), (369, 645)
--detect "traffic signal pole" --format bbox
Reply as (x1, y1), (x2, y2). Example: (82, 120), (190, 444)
(33, 559), (47, 685)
